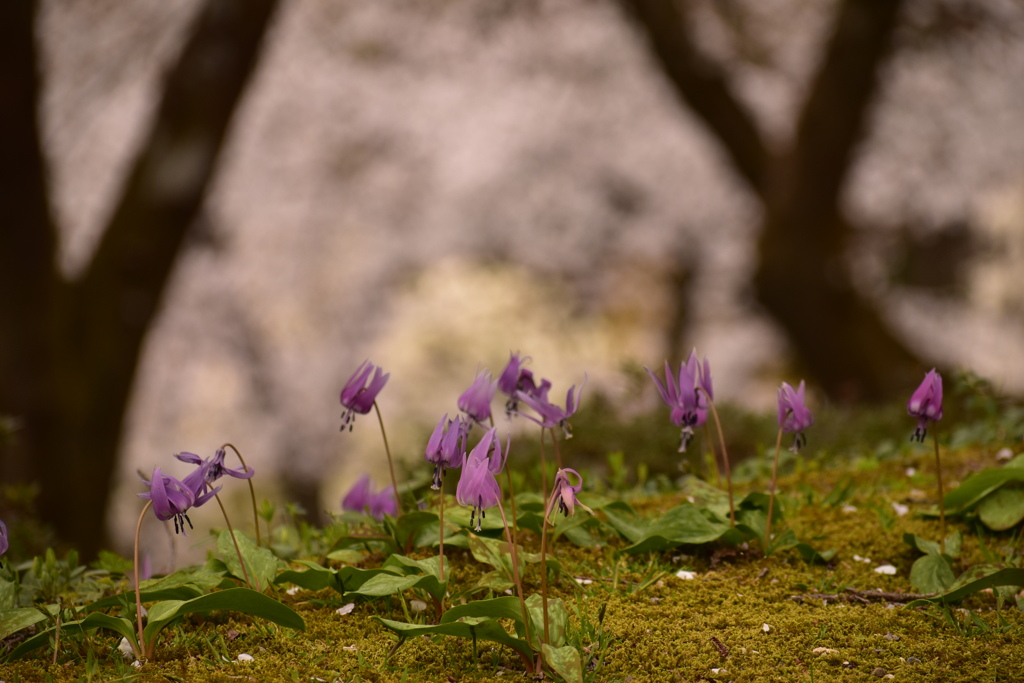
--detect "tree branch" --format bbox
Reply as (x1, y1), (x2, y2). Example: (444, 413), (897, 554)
(616, 0), (771, 195)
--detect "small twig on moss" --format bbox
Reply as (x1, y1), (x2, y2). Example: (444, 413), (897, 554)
(790, 588), (934, 604)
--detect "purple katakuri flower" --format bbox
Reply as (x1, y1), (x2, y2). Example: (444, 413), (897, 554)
(515, 375), (587, 439)
(340, 360), (390, 431)
(777, 380), (814, 452)
(341, 475), (395, 520)
(0, 519), (8, 557)
(908, 369), (943, 443)
(645, 350), (711, 452)
(497, 352), (551, 415)
(138, 466), (215, 535)
(341, 474), (374, 513)
(544, 468), (594, 521)
(369, 486), (397, 521)
(458, 370), (497, 424)
(456, 427), (506, 531)
(176, 448), (254, 487)
(425, 413), (468, 489)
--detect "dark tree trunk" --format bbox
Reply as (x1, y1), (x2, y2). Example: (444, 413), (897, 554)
(0, 0), (280, 558)
(618, 0), (925, 401)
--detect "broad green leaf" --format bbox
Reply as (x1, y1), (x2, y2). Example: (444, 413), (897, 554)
(0, 605), (55, 640)
(326, 549), (364, 564)
(374, 615), (534, 665)
(908, 567), (1024, 606)
(445, 506), (505, 532)
(473, 569), (514, 593)
(542, 644), (584, 683)
(347, 571), (444, 603)
(143, 587), (305, 644)
(908, 554), (956, 593)
(619, 504), (733, 555)
(525, 594), (567, 648)
(794, 543), (836, 564)
(217, 530), (279, 590)
(390, 511), (441, 550)
(902, 531), (961, 558)
(602, 505), (647, 543)
(943, 468), (1024, 511)
(978, 485), (1024, 531)
(7, 612), (136, 660)
(469, 534), (515, 579)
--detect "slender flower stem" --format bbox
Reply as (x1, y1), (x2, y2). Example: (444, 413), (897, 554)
(438, 482), (446, 585)
(764, 427), (784, 553)
(540, 510), (551, 647)
(489, 415), (519, 528)
(703, 423), (719, 485)
(215, 493), (253, 590)
(133, 501), (153, 660)
(539, 427), (548, 511)
(699, 388), (735, 526)
(551, 427), (564, 470)
(373, 400), (402, 516)
(223, 443), (261, 546)
(933, 430), (946, 555)
(496, 500), (534, 665)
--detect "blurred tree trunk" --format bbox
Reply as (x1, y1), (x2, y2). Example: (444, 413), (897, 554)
(618, 0), (924, 401)
(0, 0), (279, 557)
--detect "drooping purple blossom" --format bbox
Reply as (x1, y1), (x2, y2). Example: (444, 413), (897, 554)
(498, 352), (551, 415)
(777, 380), (814, 452)
(645, 350), (712, 452)
(425, 413), (467, 489)
(456, 427), (506, 531)
(544, 468), (594, 521)
(0, 519), (8, 558)
(339, 360), (390, 431)
(175, 448), (254, 496)
(515, 375), (587, 439)
(138, 465), (219, 535)
(908, 369), (943, 442)
(341, 475), (396, 520)
(458, 370), (497, 424)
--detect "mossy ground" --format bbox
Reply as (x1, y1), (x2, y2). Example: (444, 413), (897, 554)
(2, 446), (1023, 682)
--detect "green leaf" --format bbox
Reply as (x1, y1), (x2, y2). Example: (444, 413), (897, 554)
(908, 567), (1024, 606)
(217, 530), (279, 590)
(601, 505), (647, 543)
(902, 531), (961, 558)
(142, 587), (305, 645)
(978, 485), (1024, 531)
(525, 594), (567, 648)
(374, 615), (534, 665)
(542, 644), (584, 683)
(794, 543), (836, 564)
(908, 554), (956, 593)
(619, 503), (733, 555)
(943, 468), (1024, 511)
(0, 605), (56, 640)
(390, 511), (441, 550)
(7, 612), (137, 660)
(347, 570), (444, 604)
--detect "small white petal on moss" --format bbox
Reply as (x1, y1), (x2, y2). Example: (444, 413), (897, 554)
(117, 637), (134, 659)
(762, 623), (771, 633)
(874, 564), (898, 575)
(675, 570), (697, 580)
(891, 502), (909, 517)
(237, 653), (254, 662)
(410, 599), (427, 612)
(336, 602), (356, 616)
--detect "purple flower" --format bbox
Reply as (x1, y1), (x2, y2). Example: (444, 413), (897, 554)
(340, 360), (390, 431)
(777, 380), (814, 452)
(0, 519), (8, 557)
(497, 352), (551, 415)
(341, 475), (396, 520)
(515, 375), (587, 439)
(456, 427), (506, 531)
(908, 369), (943, 442)
(458, 370), (497, 424)
(425, 413), (467, 489)
(369, 486), (397, 520)
(139, 466), (218, 534)
(544, 468), (594, 520)
(645, 350), (711, 452)
(175, 448), (254, 488)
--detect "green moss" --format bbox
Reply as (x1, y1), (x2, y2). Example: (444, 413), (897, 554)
(3, 445), (1023, 682)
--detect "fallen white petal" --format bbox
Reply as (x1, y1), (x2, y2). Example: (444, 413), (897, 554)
(762, 623), (771, 633)
(853, 554), (871, 563)
(711, 668), (728, 675)
(891, 502), (909, 517)
(131, 661), (142, 668)
(996, 448), (1013, 461)
(410, 599), (427, 613)
(905, 467), (916, 477)
(336, 602), (356, 616)
(842, 505), (858, 513)
(117, 637), (134, 659)
(874, 564), (898, 575)
(286, 586), (301, 596)
(675, 570), (697, 580)
(237, 653), (254, 662)
(342, 645), (358, 651)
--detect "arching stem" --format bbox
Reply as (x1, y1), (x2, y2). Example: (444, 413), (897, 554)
(764, 427), (784, 553)
(540, 507), (551, 647)
(215, 493), (253, 589)
(699, 388), (735, 526)
(133, 501), (153, 661)
(933, 430), (946, 555)
(373, 400), (402, 516)
(223, 442), (260, 546)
